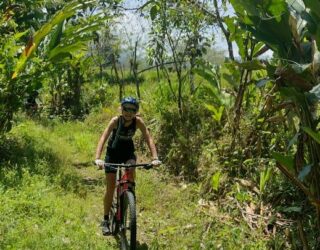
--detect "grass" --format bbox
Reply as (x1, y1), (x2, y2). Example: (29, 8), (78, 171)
(0, 173), (116, 250)
(0, 109), (275, 249)
(0, 118), (117, 249)
(136, 170), (271, 250)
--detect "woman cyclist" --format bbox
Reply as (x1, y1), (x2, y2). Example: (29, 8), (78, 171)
(94, 97), (161, 235)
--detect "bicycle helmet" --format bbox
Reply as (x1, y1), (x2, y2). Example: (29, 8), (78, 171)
(121, 96), (139, 110)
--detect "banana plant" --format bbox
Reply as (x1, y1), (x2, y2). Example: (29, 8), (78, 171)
(0, 0), (97, 134)
(12, 0), (95, 79)
(229, 0), (320, 235)
(44, 13), (107, 117)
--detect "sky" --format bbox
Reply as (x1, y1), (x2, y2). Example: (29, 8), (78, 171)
(113, 0), (257, 64)
(112, 1), (151, 65)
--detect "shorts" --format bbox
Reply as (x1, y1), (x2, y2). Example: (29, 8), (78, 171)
(104, 148), (136, 174)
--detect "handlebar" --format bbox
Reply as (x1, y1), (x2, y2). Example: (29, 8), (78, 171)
(104, 162), (153, 169)
(94, 161), (155, 171)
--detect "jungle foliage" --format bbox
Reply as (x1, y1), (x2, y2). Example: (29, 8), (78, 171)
(2, 0), (320, 248)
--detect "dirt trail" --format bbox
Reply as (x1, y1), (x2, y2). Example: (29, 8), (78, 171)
(74, 162), (205, 249)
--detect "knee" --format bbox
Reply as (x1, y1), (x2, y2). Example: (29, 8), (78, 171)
(105, 174), (116, 188)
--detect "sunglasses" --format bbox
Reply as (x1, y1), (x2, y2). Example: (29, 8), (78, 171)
(122, 106), (137, 113)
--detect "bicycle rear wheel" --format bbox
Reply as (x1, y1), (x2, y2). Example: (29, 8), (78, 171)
(120, 190), (136, 250)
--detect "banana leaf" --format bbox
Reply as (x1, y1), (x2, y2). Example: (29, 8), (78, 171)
(48, 20), (64, 51)
(230, 0), (300, 60)
(48, 41), (87, 61)
(12, 0), (95, 79)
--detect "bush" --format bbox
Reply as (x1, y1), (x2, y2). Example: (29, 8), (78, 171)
(156, 98), (217, 181)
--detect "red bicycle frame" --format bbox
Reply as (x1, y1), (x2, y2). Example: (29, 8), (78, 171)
(116, 168), (134, 221)
(102, 162), (153, 249)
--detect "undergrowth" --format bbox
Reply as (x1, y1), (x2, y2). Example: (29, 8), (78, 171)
(0, 112), (274, 249)
(0, 78), (307, 249)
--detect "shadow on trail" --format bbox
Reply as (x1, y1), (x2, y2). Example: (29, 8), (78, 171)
(0, 135), (83, 194)
(72, 161), (92, 168)
(112, 235), (149, 250)
(0, 135), (65, 187)
(137, 241), (149, 250)
(81, 176), (103, 187)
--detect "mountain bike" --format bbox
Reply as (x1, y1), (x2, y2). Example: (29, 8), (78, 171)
(104, 162), (153, 250)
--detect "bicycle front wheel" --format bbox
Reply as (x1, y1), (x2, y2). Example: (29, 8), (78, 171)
(120, 190), (136, 250)
(109, 201), (118, 235)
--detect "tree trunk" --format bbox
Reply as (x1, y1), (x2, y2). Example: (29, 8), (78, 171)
(133, 40), (140, 99)
(213, 0), (234, 61)
(111, 54), (122, 101)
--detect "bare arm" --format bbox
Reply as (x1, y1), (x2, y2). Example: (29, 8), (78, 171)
(136, 117), (158, 160)
(95, 116), (118, 159)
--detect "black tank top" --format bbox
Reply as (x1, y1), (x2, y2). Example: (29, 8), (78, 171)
(107, 116), (136, 150)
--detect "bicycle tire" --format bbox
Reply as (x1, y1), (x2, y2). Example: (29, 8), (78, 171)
(120, 191), (136, 250)
(109, 202), (119, 235)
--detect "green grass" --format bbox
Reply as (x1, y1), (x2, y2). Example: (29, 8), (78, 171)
(0, 110), (275, 249)
(0, 118), (117, 249)
(0, 173), (116, 250)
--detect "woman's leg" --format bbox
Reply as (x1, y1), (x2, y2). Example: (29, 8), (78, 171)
(104, 173), (116, 217)
(126, 159), (136, 182)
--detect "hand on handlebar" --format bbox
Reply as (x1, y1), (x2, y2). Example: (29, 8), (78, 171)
(95, 159), (105, 170)
(151, 159), (162, 166)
